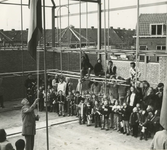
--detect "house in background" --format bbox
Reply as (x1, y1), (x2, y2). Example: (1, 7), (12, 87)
(0, 26), (135, 51)
(137, 13), (167, 62)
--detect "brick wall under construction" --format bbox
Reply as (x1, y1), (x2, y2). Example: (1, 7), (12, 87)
(0, 50), (166, 101)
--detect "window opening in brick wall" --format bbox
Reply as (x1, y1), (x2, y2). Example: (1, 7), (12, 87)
(139, 45), (147, 62)
(150, 24), (166, 36)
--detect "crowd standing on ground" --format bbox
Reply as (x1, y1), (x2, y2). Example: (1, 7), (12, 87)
(0, 57), (166, 150)
(24, 60), (164, 142)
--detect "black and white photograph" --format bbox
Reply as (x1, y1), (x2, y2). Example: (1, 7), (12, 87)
(0, 0), (167, 150)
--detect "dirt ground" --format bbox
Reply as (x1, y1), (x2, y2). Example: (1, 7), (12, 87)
(8, 121), (151, 150)
(0, 109), (59, 129)
(1, 109), (151, 150)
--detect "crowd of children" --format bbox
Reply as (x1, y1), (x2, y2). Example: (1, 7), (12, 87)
(30, 72), (163, 141)
(23, 58), (164, 142)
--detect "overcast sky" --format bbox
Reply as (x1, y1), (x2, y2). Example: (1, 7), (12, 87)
(0, 0), (167, 30)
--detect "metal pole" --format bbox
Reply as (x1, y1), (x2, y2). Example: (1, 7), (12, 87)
(59, 0), (63, 74)
(108, 0), (110, 50)
(97, 0), (101, 59)
(20, 0), (24, 74)
(42, 0), (49, 150)
(52, 7), (55, 47)
(86, 2), (88, 47)
(68, 0), (70, 71)
(104, 0), (107, 96)
(136, 0), (139, 85)
(52, 6), (56, 69)
(79, 0), (82, 80)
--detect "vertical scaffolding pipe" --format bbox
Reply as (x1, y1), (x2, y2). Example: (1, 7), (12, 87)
(97, 0), (101, 59)
(52, 6), (56, 69)
(43, 0), (49, 150)
(135, 0), (140, 86)
(136, 0), (139, 69)
(20, 0), (25, 96)
(104, 0), (107, 95)
(108, 0), (110, 50)
(59, 0), (62, 73)
(86, 2), (88, 47)
(52, 7), (55, 47)
(79, 0), (82, 80)
(68, 0), (70, 71)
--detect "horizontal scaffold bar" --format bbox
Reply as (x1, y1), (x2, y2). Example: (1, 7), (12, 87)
(48, 70), (130, 86)
(0, 69), (56, 78)
(50, 47), (167, 56)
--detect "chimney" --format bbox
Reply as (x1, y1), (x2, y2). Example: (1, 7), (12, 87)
(26, 28), (28, 31)
(91, 26), (94, 29)
(110, 26), (113, 29)
(12, 29), (15, 31)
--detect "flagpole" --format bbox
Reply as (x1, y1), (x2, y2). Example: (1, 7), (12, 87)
(42, 0), (49, 150)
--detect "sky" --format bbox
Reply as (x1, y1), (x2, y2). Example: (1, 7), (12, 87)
(0, 0), (167, 30)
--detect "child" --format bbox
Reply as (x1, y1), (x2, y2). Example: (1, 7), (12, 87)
(66, 91), (74, 116)
(43, 85), (51, 112)
(57, 90), (66, 116)
(74, 91), (83, 117)
(122, 103), (131, 135)
(109, 98), (115, 129)
(129, 107), (140, 137)
(52, 91), (58, 113)
(85, 98), (93, 126)
(112, 100), (120, 131)
(38, 86), (44, 111)
(93, 100), (101, 128)
(139, 110), (148, 140)
(78, 98), (86, 125)
(101, 100), (110, 130)
(49, 88), (56, 112)
(15, 139), (25, 150)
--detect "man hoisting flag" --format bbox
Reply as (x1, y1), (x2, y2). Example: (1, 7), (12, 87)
(150, 61), (167, 149)
(27, 0), (42, 60)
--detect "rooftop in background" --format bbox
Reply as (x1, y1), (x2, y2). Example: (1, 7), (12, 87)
(139, 13), (167, 36)
(0, 26), (135, 49)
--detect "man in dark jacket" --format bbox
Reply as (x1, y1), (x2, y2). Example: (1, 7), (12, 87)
(94, 59), (104, 77)
(81, 52), (93, 79)
(21, 98), (39, 150)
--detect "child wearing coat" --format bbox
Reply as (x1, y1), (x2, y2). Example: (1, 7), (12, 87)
(101, 100), (110, 131)
(93, 100), (101, 128)
(129, 107), (140, 137)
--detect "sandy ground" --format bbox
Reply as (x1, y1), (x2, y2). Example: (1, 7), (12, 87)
(8, 121), (151, 150)
(1, 110), (151, 150)
(0, 109), (59, 129)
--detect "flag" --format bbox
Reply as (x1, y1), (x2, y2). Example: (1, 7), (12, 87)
(27, 0), (42, 60)
(160, 66), (167, 130)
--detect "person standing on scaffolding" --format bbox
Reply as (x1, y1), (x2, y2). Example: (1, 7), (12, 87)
(129, 62), (141, 84)
(81, 51), (93, 80)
